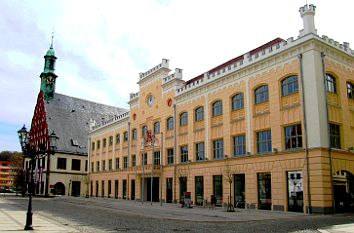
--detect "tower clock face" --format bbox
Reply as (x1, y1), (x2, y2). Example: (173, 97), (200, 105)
(46, 76), (54, 84)
(147, 95), (155, 106)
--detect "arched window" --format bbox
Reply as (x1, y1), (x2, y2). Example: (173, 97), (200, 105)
(180, 112), (188, 126)
(255, 85), (269, 104)
(212, 100), (223, 117)
(231, 93), (244, 111)
(347, 82), (354, 99)
(195, 106), (204, 121)
(326, 74), (336, 93)
(281, 76), (298, 96)
(142, 125), (147, 137)
(167, 117), (174, 130)
(132, 128), (137, 140)
(123, 131), (128, 142)
(154, 122), (160, 134)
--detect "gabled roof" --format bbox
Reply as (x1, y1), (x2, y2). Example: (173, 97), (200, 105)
(44, 93), (127, 155)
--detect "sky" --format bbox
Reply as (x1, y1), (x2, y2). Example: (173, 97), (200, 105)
(0, 0), (353, 152)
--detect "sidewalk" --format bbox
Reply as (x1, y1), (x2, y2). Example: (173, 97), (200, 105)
(318, 224), (354, 233)
(0, 197), (79, 232)
(1, 195), (354, 232)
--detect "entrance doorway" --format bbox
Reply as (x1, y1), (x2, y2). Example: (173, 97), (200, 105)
(258, 173), (271, 210)
(146, 177), (160, 202)
(114, 180), (118, 199)
(287, 171), (303, 212)
(234, 174), (245, 208)
(71, 181), (81, 197)
(95, 181), (98, 197)
(54, 182), (65, 195)
(166, 178), (173, 203)
(213, 175), (223, 206)
(122, 180), (127, 199)
(195, 176), (204, 206)
(333, 170), (354, 213)
(131, 179), (135, 200)
(179, 177), (187, 204)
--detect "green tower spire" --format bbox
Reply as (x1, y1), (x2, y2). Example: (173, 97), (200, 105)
(40, 31), (58, 101)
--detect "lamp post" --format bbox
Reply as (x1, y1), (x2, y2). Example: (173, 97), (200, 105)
(17, 125), (59, 230)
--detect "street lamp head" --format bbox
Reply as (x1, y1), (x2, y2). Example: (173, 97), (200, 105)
(18, 124), (29, 151)
(49, 130), (59, 152)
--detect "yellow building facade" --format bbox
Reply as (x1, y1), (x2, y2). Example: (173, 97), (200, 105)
(89, 4), (354, 214)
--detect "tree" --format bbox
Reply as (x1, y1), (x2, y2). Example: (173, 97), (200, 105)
(221, 156), (239, 212)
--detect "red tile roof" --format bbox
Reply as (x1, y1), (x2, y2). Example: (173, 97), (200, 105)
(185, 38), (284, 85)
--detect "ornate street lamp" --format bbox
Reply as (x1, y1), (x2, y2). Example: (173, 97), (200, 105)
(17, 125), (59, 230)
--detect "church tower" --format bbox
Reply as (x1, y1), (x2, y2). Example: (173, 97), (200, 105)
(40, 35), (57, 100)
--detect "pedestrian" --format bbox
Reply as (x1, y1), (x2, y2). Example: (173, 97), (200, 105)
(211, 195), (216, 209)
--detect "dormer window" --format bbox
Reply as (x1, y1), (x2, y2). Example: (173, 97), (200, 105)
(71, 139), (79, 147)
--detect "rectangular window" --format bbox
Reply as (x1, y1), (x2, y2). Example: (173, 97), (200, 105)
(102, 160), (106, 171)
(123, 157), (128, 169)
(103, 138), (107, 147)
(116, 134), (120, 144)
(97, 140), (100, 149)
(132, 155), (136, 167)
(115, 158), (120, 170)
(123, 132), (128, 142)
(213, 139), (224, 159)
(41, 158), (45, 169)
(285, 124), (302, 149)
(180, 145), (188, 163)
(257, 130), (272, 153)
(97, 161), (100, 172)
(91, 162), (94, 172)
(109, 136), (113, 146)
(329, 123), (341, 149)
(196, 142), (205, 161)
(142, 153), (147, 165)
(85, 160), (88, 171)
(109, 159), (112, 171)
(154, 151), (161, 165)
(167, 148), (174, 165)
(233, 135), (246, 156)
(57, 158), (67, 170)
(71, 159), (81, 171)
(92, 142), (95, 151)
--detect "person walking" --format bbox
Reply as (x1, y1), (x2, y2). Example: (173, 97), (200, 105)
(211, 195), (217, 209)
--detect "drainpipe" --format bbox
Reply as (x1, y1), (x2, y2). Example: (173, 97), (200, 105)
(173, 104), (177, 203)
(298, 53), (311, 214)
(127, 122), (131, 200)
(320, 52), (335, 213)
(160, 132), (163, 206)
(87, 137), (91, 198)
